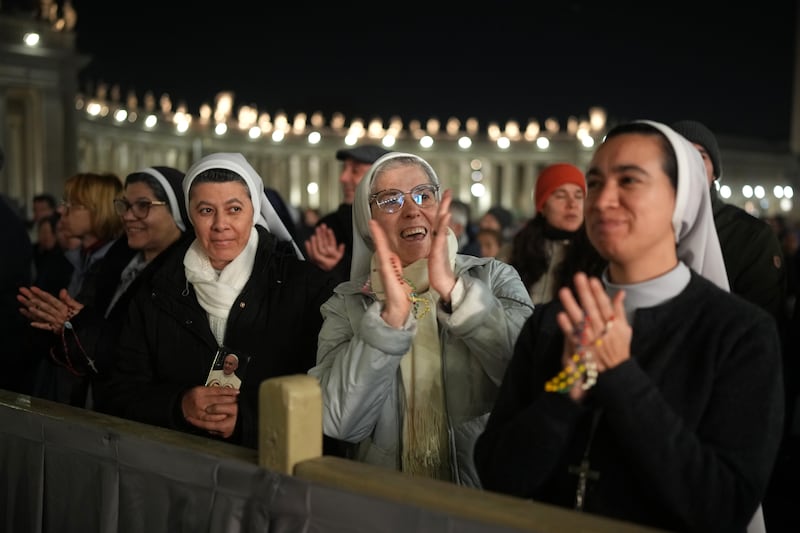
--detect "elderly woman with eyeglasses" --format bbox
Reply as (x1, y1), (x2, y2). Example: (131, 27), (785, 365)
(18, 167), (189, 407)
(101, 153), (336, 448)
(308, 152), (533, 486)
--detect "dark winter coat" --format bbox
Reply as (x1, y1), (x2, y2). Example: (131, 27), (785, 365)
(41, 233), (191, 407)
(315, 203), (353, 284)
(712, 189), (786, 323)
(100, 226), (337, 448)
(0, 195), (32, 393)
(34, 235), (136, 406)
(475, 273), (784, 533)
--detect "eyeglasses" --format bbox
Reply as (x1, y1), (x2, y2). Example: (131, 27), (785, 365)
(60, 201), (87, 213)
(113, 198), (168, 219)
(369, 184), (439, 214)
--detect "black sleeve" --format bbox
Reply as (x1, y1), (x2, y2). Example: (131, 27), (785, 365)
(474, 304), (585, 497)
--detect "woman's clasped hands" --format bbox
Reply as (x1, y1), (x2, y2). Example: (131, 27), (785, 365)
(553, 272), (631, 401)
(182, 385), (239, 438)
(18, 286), (83, 333)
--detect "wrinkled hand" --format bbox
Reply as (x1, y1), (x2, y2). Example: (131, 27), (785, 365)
(18, 286), (83, 333)
(369, 219), (413, 328)
(305, 224), (345, 271)
(428, 189), (456, 303)
(555, 273), (630, 401)
(182, 385), (239, 438)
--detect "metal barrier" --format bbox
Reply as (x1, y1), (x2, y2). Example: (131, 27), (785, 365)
(0, 381), (665, 533)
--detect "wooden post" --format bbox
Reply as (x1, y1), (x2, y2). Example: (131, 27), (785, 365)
(258, 374), (323, 474)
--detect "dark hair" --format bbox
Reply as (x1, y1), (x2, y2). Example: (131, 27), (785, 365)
(186, 168), (253, 210)
(602, 122), (678, 190)
(33, 193), (57, 209)
(125, 173), (168, 203)
(508, 213), (605, 294)
(37, 211), (61, 231)
(189, 168), (250, 199)
(477, 227), (503, 244)
(559, 226), (607, 294)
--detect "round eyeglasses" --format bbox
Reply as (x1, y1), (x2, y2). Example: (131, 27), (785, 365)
(60, 201), (88, 213)
(369, 184), (439, 214)
(113, 198), (168, 219)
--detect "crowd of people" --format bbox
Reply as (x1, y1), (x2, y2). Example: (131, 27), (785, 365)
(1, 118), (798, 532)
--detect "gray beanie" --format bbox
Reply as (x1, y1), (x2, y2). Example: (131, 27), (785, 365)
(671, 120), (722, 180)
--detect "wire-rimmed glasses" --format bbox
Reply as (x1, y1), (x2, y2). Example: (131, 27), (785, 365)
(369, 184), (439, 214)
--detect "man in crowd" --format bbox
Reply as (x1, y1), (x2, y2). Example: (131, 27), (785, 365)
(672, 119), (793, 532)
(672, 120), (786, 319)
(304, 144), (389, 281)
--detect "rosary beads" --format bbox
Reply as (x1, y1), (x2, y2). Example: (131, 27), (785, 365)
(544, 316), (610, 393)
(405, 279), (431, 319)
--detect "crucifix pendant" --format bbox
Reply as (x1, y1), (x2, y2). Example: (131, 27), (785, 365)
(568, 458), (600, 511)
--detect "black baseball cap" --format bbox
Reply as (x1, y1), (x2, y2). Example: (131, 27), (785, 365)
(335, 144), (390, 164)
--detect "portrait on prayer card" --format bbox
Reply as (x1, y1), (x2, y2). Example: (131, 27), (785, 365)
(205, 349), (247, 390)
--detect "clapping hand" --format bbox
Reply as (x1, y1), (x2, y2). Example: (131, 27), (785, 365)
(305, 223), (345, 271)
(428, 188), (456, 304)
(555, 273), (630, 401)
(369, 219), (413, 328)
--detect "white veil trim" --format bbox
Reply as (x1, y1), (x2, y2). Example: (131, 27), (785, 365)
(637, 120), (729, 291)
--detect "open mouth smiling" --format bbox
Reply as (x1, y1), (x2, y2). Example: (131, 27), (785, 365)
(400, 227), (428, 240)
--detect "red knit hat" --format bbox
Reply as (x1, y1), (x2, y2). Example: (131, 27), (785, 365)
(534, 163), (586, 212)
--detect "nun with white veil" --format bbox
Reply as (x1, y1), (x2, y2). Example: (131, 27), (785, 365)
(475, 121), (783, 533)
(104, 153), (336, 448)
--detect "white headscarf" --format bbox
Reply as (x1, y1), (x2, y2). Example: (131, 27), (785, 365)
(182, 152), (303, 259)
(637, 120), (729, 291)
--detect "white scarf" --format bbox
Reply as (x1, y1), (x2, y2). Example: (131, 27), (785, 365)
(184, 226), (258, 345)
(368, 230), (458, 481)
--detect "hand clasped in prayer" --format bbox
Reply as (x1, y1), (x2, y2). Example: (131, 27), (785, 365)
(549, 273), (631, 401)
(17, 286), (83, 333)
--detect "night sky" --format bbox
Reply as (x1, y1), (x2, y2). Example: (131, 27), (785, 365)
(71, 2), (797, 142)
